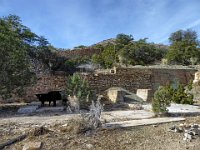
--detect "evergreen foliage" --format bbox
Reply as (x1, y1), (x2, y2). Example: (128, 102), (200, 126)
(152, 81), (194, 114)
(152, 86), (172, 114)
(0, 15), (37, 98)
(166, 29), (200, 65)
(66, 73), (91, 107)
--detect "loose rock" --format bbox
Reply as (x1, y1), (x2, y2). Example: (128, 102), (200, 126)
(23, 142), (42, 150)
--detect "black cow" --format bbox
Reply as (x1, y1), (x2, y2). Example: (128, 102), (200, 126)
(36, 91), (64, 107)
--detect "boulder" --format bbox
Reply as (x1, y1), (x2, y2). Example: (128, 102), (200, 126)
(23, 142), (42, 150)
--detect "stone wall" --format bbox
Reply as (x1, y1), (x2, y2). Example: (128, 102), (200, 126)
(81, 67), (197, 101)
(2, 67), (196, 103)
(24, 72), (67, 102)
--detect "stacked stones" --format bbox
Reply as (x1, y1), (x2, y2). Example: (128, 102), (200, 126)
(168, 123), (200, 141)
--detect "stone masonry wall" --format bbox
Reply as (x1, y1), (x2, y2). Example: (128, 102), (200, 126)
(3, 67), (196, 103)
(24, 72), (67, 102)
(81, 67), (196, 101)
(81, 68), (152, 94)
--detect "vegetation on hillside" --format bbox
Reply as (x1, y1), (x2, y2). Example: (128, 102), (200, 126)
(166, 29), (200, 65)
(0, 15), (37, 98)
(91, 34), (167, 68)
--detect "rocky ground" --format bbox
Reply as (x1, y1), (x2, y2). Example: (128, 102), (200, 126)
(1, 117), (200, 150)
(1, 104), (200, 150)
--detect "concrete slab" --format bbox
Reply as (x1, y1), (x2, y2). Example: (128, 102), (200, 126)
(102, 110), (154, 121)
(104, 117), (185, 128)
(0, 110), (154, 125)
(35, 106), (65, 113)
(168, 104), (200, 114)
(143, 104), (200, 115)
(17, 105), (39, 114)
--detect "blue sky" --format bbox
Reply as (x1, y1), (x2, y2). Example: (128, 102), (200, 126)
(0, 0), (200, 49)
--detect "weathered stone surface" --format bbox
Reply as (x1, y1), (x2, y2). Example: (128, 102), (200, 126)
(143, 104), (200, 115)
(18, 105), (39, 114)
(35, 106), (64, 113)
(168, 123), (200, 141)
(167, 104), (200, 115)
(107, 87), (126, 103)
(7, 73), (67, 103)
(23, 142), (42, 150)
(81, 67), (196, 101)
(183, 133), (193, 141)
(192, 71), (200, 102)
(104, 117), (185, 128)
(85, 143), (94, 149)
(7, 66), (196, 103)
(136, 89), (153, 102)
(193, 71), (200, 83)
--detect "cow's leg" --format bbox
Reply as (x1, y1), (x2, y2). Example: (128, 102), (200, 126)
(53, 100), (56, 107)
(49, 100), (51, 106)
(41, 100), (44, 107)
(62, 99), (67, 106)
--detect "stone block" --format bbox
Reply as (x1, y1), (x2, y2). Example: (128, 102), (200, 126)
(107, 87), (126, 103)
(193, 71), (200, 83)
(136, 89), (153, 102)
(23, 142), (42, 150)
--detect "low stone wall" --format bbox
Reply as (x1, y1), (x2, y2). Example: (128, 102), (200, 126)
(82, 69), (152, 94)
(24, 72), (67, 102)
(81, 67), (197, 101)
(1, 67), (196, 103)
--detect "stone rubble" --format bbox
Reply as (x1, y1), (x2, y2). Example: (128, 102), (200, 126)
(168, 123), (200, 142)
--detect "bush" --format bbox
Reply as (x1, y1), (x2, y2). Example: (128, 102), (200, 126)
(80, 99), (103, 132)
(66, 73), (91, 111)
(152, 86), (172, 114)
(63, 99), (103, 135)
(152, 81), (194, 114)
(171, 81), (193, 105)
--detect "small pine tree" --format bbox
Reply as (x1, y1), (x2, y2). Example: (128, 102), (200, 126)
(66, 73), (91, 110)
(171, 81), (193, 105)
(152, 86), (172, 114)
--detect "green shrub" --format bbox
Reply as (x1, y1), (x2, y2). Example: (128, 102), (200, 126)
(171, 82), (193, 105)
(66, 73), (91, 109)
(152, 81), (194, 114)
(152, 86), (172, 114)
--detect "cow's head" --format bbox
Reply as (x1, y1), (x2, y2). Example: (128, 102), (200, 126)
(35, 94), (41, 98)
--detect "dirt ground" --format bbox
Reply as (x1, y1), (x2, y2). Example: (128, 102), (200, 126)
(0, 116), (200, 150)
(1, 104), (200, 150)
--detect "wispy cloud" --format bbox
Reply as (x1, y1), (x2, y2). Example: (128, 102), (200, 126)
(0, 0), (200, 48)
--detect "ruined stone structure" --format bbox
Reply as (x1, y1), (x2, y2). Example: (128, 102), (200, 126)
(24, 72), (66, 102)
(192, 71), (200, 102)
(81, 67), (197, 101)
(2, 66), (196, 103)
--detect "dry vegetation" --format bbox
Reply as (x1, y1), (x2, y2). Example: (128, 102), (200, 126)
(1, 116), (200, 150)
